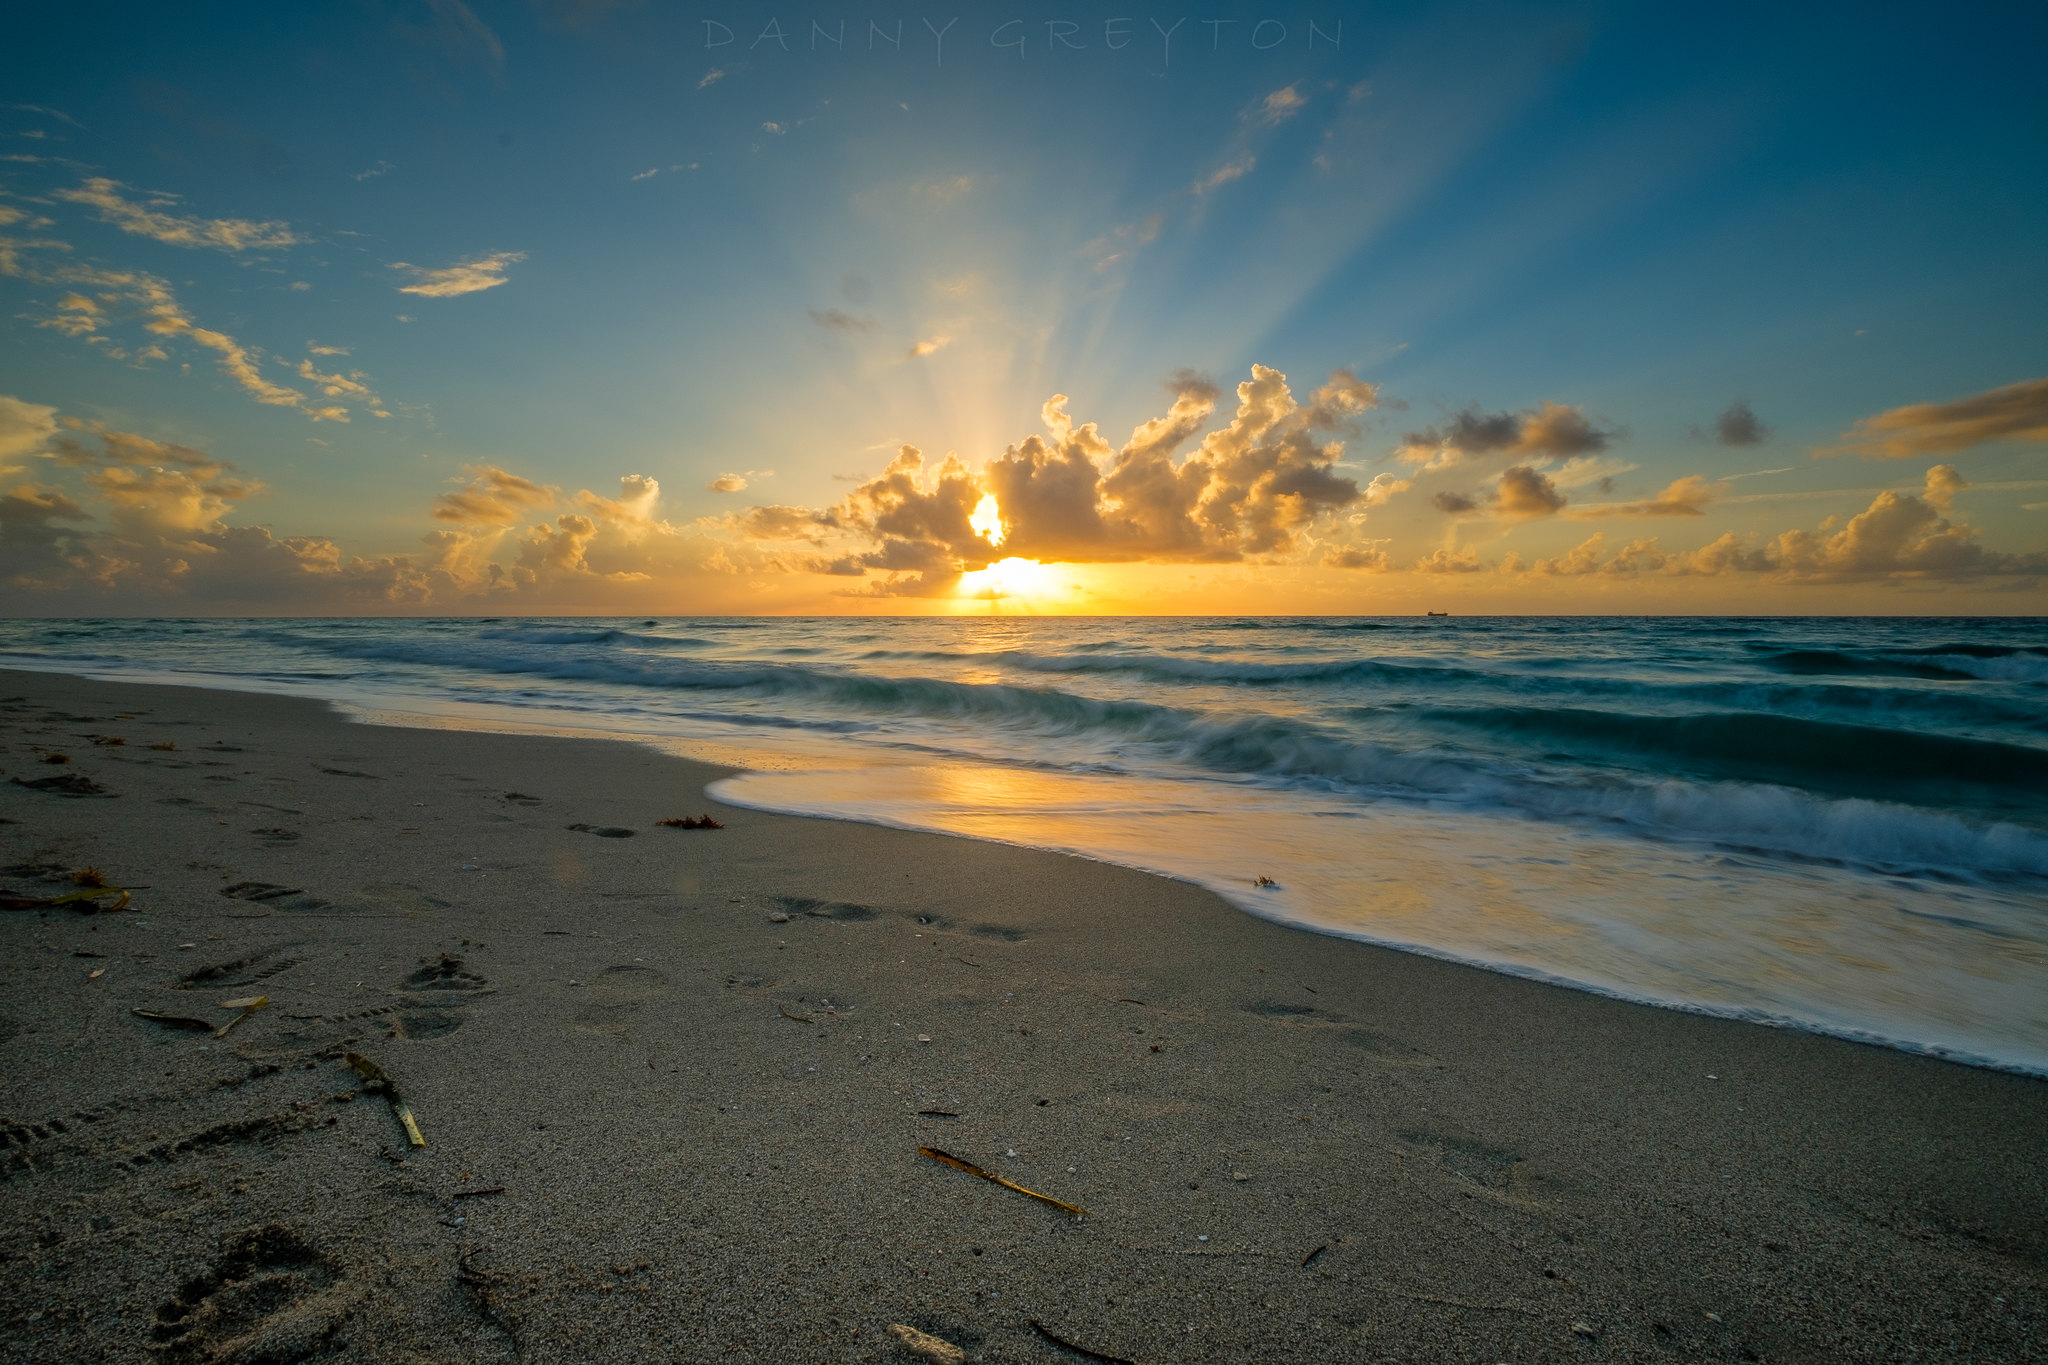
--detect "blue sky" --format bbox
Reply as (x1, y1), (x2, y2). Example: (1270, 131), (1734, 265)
(2, 0), (2045, 612)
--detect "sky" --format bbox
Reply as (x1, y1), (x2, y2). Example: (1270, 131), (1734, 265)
(2, 0), (2045, 615)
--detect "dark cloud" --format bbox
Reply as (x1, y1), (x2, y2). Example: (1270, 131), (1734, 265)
(1401, 400), (1613, 464)
(809, 308), (871, 334)
(1431, 491), (1477, 514)
(1714, 401), (1768, 446)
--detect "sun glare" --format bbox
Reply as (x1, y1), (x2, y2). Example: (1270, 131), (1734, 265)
(958, 556), (1066, 605)
(968, 493), (1005, 546)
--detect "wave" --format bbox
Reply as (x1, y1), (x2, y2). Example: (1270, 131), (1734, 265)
(1425, 706), (2048, 795)
(1759, 645), (2048, 683)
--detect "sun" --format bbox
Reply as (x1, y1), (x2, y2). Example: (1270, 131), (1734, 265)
(957, 556), (1068, 605)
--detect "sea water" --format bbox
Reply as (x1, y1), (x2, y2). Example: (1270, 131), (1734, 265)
(3, 616), (2042, 1073)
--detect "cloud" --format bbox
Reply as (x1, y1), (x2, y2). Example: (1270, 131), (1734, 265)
(810, 308), (870, 333)
(1357, 473), (1410, 508)
(1574, 474), (1718, 518)
(1715, 400), (1767, 446)
(4, 103), (83, 129)
(0, 409), (771, 608)
(354, 160), (395, 182)
(730, 365), (1378, 594)
(1247, 84), (1307, 128)
(51, 178), (298, 251)
(698, 69), (724, 89)
(630, 168), (658, 181)
(1832, 375), (2048, 458)
(0, 395), (59, 472)
(1193, 157), (1255, 195)
(1399, 400), (1613, 467)
(707, 474), (748, 493)
(2, 250), (370, 420)
(307, 342), (349, 356)
(432, 465), (557, 524)
(1415, 546), (1485, 573)
(908, 335), (951, 358)
(1492, 466), (1567, 519)
(1504, 466), (2036, 583)
(1324, 545), (1390, 571)
(1432, 491), (1477, 514)
(391, 251), (525, 297)
(1922, 463), (1968, 509)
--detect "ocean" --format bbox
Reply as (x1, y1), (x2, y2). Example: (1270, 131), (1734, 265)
(4, 615), (2043, 1074)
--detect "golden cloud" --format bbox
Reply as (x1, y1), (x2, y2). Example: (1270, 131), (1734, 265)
(1832, 376), (2048, 458)
(52, 178), (299, 252)
(391, 251), (525, 298)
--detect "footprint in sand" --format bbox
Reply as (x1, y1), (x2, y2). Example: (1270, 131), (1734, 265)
(151, 1224), (360, 1364)
(220, 882), (331, 913)
(574, 963), (670, 1036)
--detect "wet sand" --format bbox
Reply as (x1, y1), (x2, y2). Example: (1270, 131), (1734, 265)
(0, 667), (2042, 1363)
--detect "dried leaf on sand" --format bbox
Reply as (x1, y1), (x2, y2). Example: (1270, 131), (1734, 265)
(918, 1146), (1087, 1218)
(346, 1050), (427, 1147)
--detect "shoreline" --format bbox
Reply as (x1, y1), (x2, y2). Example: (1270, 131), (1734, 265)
(2, 666), (2044, 1362)
(10, 651), (2043, 1079)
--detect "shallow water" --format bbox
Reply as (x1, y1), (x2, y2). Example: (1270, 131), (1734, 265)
(4, 615), (2043, 1072)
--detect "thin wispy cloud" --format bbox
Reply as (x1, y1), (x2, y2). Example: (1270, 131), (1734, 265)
(53, 178), (298, 251)
(1192, 156), (1254, 196)
(4, 103), (84, 128)
(1247, 84), (1307, 128)
(390, 251), (525, 298)
(698, 69), (724, 89)
(353, 160), (395, 182)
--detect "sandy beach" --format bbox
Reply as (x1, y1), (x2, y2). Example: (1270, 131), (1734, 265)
(1, 666), (2042, 1364)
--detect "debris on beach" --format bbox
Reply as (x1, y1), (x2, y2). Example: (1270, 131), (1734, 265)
(1027, 1318), (1137, 1364)
(132, 1008), (216, 1032)
(885, 1323), (966, 1364)
(657, 814), (724, 829)
(11, 771), (112, 797)
(40, 752), (70, 765)
(1254, 876), (1277, 888)
(1301, 1244), (1328, 1268)
(150, 740), (177, 751)
(216, 995), (270, 1038)
(346, 1050), (427, 1147)
(89, 734), (125, 746)
(452, 1186), (505, 1199)
(767, 910), (790, 922)
(567, 823), (636, 838)
(3, 884), (131, 913)
(918, 1146), (1088, 1218)
(778, 1003), (815, 1023)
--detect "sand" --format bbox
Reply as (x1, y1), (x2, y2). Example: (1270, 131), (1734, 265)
(0, 667), (2042, 1364)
